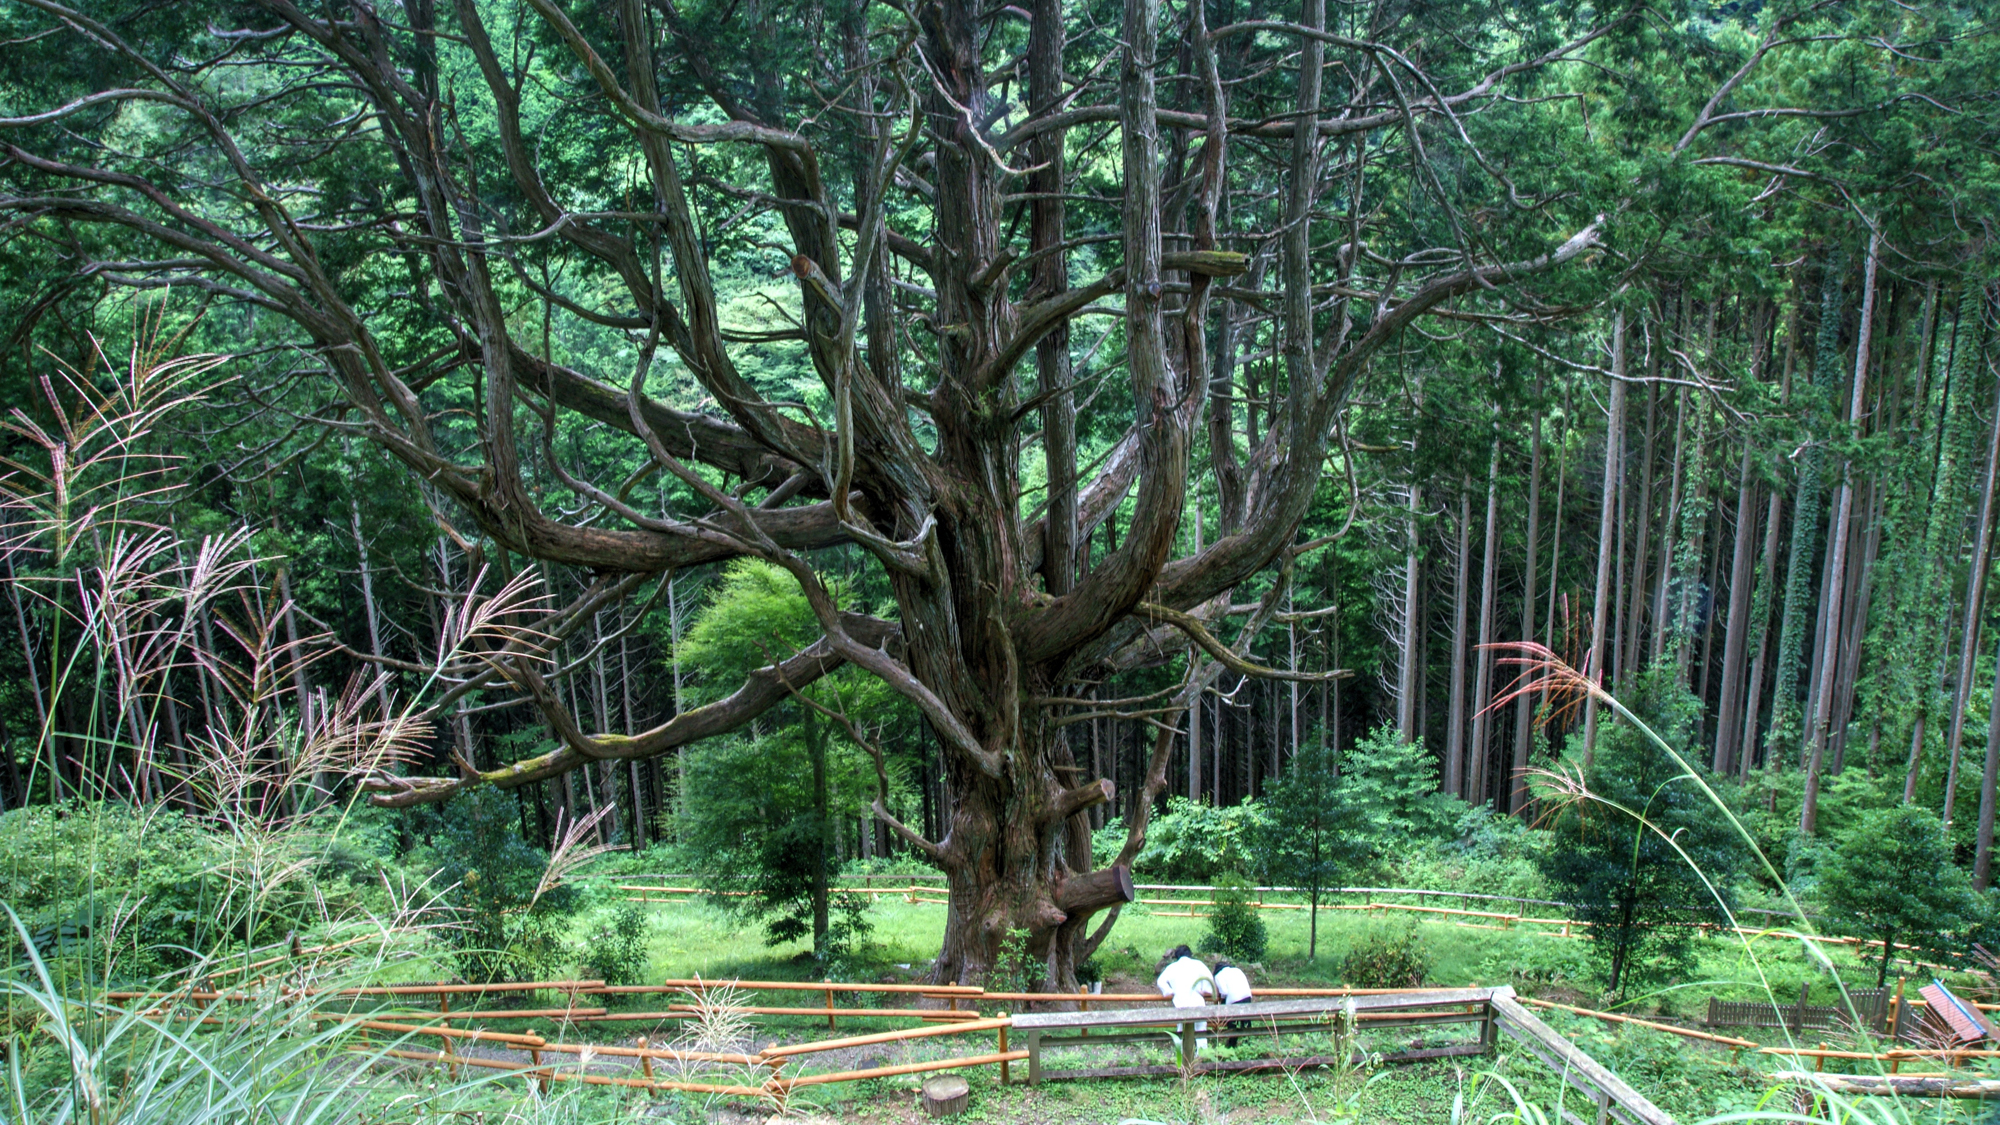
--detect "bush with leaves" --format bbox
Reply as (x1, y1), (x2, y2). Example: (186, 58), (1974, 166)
(1535, 669), (1741, 998)
(1199, 873), (1268, 962)
(1339, 923), (1431, 988)
(578, 902), (653, 987)
(1135, 796), (1271, 883)
(1331, 726), (1467, 853)
(1818, 803), (1973, 986)
(413, 787), (579, 983)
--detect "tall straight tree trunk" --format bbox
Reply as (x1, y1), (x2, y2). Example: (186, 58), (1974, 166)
(1583, 313), (1629, 767)
(1773, 257), (1847, 764)
(1469, 437), (1502, 805)
(1831, 484), (1883, 774)
(1447, 480), (1472, 795)
(1627, 384), (1660, 673)
(1804, 235), (1879, 832)
(1398, 484), (1424, 744)
(1978, 623), (2000, 887)
(1650, 390), (1686, 667)
(1513, 400), (1544, 813)
(1947, 304), (2000, 829)
(1716, 460), (1759, 773)
(349, 495), (391, 718)
(1743, 495), (1787, 775)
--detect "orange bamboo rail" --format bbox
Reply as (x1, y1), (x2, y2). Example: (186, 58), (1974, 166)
(369, 1048), (776, 1097)
(351, 1020), (546, 1046)
(759, 1017), (1014, 1057)
(1516, 998), (1758, 1049)
(778, 1050), (1029, 1089)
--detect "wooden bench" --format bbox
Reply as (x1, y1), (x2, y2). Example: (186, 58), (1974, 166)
(1010, 987), (1497, 1084)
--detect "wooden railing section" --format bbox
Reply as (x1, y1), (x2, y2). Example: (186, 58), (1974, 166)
(115, 976), (1677, 1118)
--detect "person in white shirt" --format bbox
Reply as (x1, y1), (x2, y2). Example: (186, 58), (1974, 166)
(1213, 960), (1253, 1043)
(1154, 945), (1216, 1000)
(1154, 946), (1215, 1059)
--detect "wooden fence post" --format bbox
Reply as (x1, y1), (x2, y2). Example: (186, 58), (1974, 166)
(1791, 983), (1809, 1035)
(825, 979), (837, 1030)
(998, 1023), (1009, 1085)
(638, 1036), (654, 1081)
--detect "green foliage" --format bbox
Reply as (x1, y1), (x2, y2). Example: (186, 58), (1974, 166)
(414, 787), (578, 983)
(1198, 873), (1267, 963)
(1817, 803), (1974, 985)
(1135, 796), (1271, 883)
(576, 902), (652, 987)
(1331, 727), (1468, 855)
(1339, 923), (1431, 989)
(992, 926), (1040, 1006)
(1536, 669), (1742, 997)
(0, 801), (394, 982)
(1259, 734), (1366, 959)
(670, 558), (905, 963)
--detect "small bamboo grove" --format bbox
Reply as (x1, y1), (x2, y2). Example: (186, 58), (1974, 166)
(5, 0), (2000, 1069)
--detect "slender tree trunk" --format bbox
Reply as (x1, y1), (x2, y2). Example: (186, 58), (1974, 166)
(1940, 284), (1991, 825)
(349, 496), (391, 718)
(1804, 236), (1879, 832)
(1398, 484), (1423, 744)
(1627, 384), (1660, 673)
(1946, 303), (2000, 830)
(1583, 313), (1629, 767)
(1774, 257), (1846, 764)
(1716, 464), (1759, 773)
(1976, 621), (2000, 887)
(1831, 484), (1883, 774)
(1447, 480), (1472, 794)
(1513, 400), (1543, 813)
(1469, 437), (1502, 805)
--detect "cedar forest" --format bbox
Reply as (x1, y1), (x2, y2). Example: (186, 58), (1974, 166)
(3, 0), (2000, 1114)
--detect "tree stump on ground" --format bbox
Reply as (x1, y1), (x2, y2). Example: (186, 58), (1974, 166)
(921, 1075), (970, 1117)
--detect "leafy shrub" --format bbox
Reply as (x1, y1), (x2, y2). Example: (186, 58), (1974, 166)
(412, 787), (580, 982)
(578, 902), (652, 986)
(1819, 803), (1973, 985)
(1537, 668), (1740, 997)
(1, 801), (393, 982)
(1136, 797), (1270, 882)
(1198, 873), (1267, 962)
(1339, 924), (1430, 988)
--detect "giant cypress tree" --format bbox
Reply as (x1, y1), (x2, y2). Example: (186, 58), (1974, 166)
(0, 0), (1958, 986)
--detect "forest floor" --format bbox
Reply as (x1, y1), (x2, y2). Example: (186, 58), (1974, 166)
(365, 893), (2000, 1123)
